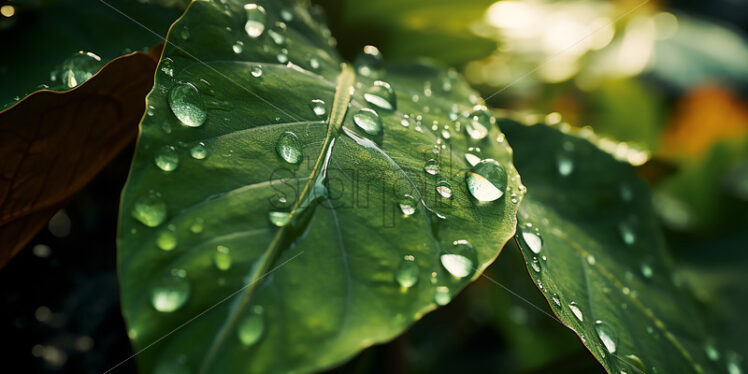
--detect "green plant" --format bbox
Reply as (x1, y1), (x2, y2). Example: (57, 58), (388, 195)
(1, 0), (744, 373)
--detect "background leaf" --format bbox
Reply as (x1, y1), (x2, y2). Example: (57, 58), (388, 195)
(502, 119), (734, 373)
(0, 47), (161, 268)
(118, 1), (521, 373)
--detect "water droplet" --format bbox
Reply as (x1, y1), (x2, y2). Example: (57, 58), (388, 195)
(530, 257), (541, 273)
(434, 286), (451, 305)
(276, 49), (289, 64)
(276, 131), (302, 164)
(466, 159), (507, 202)
(353, 108), (382, 135)
(363, 81), (396, 111)
(251, 65), (263, 77)
(620, 184), (634, 202)
(168, 82), (207, 128)
(150, 270), (190, 312)
(440, 240), (477, 279)
(189, 217), (204, 233)
(423, 159), (439, 175)
(280, 9), (293, 22)
(464, 147), (482, 166)
(237, 306), (265, 346)
(232, 41), (244, 54)
(619, 221), (636, 245)
(520, 227), (543, 254)
(190, 142), (207, 160)
(309, 57), (320, 70)
(727, 352), (743, 374)
(244, 4), (267, 38)
(60, 51), (102, 88)
(640, 263), (653, 279)
(435, 180), (452, 199)
(624, 354), (647, 373)
(355, 45), (383, 78)
(156, 225), (177, 251)
(310, 99), (326, 117)
(557, 141), (575, 176)
(155, 145), (179, 171)
(399, 194), (418, 216)
(132, 191), (167, 227)
(551, 293), (561, 307)
(269, 211), (290, 227)
(213, 245), (232, 271)
(179, 26), (190, 40)
(594, 320), (618, 354)
(268, 24), (286, 46)
(569, 301), (584, 322)
(587, 255), (596, 265)
(395, 256), (419, 288)
(465, 108), (492, 140)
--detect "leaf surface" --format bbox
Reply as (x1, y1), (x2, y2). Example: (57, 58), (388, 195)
(118, 1), (520, 373)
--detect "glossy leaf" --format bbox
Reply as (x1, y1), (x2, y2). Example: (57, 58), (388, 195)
(0, 47), (162, 268)
(502, 119), (733, 374)
(118, 1), (521, 373)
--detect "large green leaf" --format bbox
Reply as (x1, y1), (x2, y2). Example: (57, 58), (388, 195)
(118, 1), (521, 373)
(502, 120), (736, 373)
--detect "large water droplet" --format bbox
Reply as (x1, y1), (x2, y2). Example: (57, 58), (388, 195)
(60, 51), (102, 88)
(353, 108), (382, 135)
(310, 99), (326, 117)
(435, 180), (452, 199)
(150, 269), (191, 313)
(594, 320), (618, 354)
(190, 142), (207, 160)
(569, 301), (584, 322)
(520, 226), (543, 254)
(244, 4), (267, 38)
(424, 159), (439, 175)
(354, 45), (383, 78)
(465, 108), (492, 140)
(237, 306), (265, 346)
(399, 194), (418, 216)
(214, 245), (232, 271)
(440, 240), (477, 279)
(269, 211), (290, 227)
(395, 256), (419, 288)
(155, 145), (179, 172)
(168, 82), (207, 128)
(363, 81), (396, 111)
(132, 191), (167, 227)
(434, 286), (451, 305)
(276, 131), (302, 164)
(156, 224), (177, 251)
(466, 159), (507, 202)
(624, 354), (647, 373)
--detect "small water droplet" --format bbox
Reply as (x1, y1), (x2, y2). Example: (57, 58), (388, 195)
(434, 286), (451, 305)
(309, 57), (320, 70)
(232, 41), (244, 54)
(395, 256), (419, 288)
(595, 320), (618, 354)
(619, 221), (636, 245)
(355, 45), (383, 78)
(150, 269), (190, 312)
(464, 147), (482, 166)
(423, 159), (439, 175)
(267, 24), (287, 46)
(727, 352), (743, 374)
(624, 354), (647, 373)
(569, 301), (584, 322)
(190, 142), (207, 160)
(640, 263), (653, 279)
(168, 82), (207, 128)
(244, 4), (267, 38)
(251, 65), (263, 77)
(132, 191), (167, 227)
(435, 180), (452, 198)
(213, 245), (232, 271)
(276, 131), (302, 164)
(465, 108), (492, 140)
(520, 227), (543, 254)
(399, 194), (417, 216)
(551, 293), (561, 307)
(189, 217), (204, 233)
(280, 9), (293, 22)
(353, 108), (382, 135)
(276, 49), (289, 64)
(237, 306), (265, 346)
(310, 99), (326, 117)
(466, 159), (507, 202)
(156, 224), (177, 251)
(557, 141), (575, 176)
(530, 256), (541, 273)
(440, 240), (477, 279)
(155, 145), (179, 171)
(363, 81), (396, 111)
(587, 255), (596, 265)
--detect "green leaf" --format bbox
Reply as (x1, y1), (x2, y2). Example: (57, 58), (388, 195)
(502, 120), (730, 374)
(0, 0), (179, 107)
(118, 1), (520, 373)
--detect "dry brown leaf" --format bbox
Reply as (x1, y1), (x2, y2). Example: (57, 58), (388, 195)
(0, 44), (163, 268)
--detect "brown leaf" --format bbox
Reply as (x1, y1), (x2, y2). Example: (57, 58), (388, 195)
(0, 44), (163, 268)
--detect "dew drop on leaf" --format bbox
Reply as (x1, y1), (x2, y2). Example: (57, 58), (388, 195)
(440, 240), (477, 279)
(640, 263), (653, 279)
(60, 51), (102, 88)
(464, 147), (482, 166)
(399, 194), (417, 216)
(276, 131), (302, 164)
(466, 159), (507, 202)
(251, 65), (263, 78)
(465, 107), (492, 140)
(424, 159), (439, 175)
(190, 142), (207, 160)
(395, 256), (419, 288)
(244, 4), (267, 38)
(435, 180), (452, 199)
(132, 191), (167, 227)
(569, 301), (584, 322)
(237, 306), (265, 346)
(213, 245), (232, 271)
(232, 41), (244, 54)
(168, 82), (207, 128)
(156, 224), (177, 251)
(309, 99), (326, 117)
(269, 211), (290, 227)
(353, 108), (382, 135)
(155, 145), (179, 172)
(520, 226), (543, 254)
(189, 217), (204, 233)
(434, 286), (451, 305)
(594, 320), (618, 354)
(530, 256), (541, 273)
(618, 221), (636, 245)
(363, 81), (396, 111)
(354, 45), (383, 78)
(150, 269), (191, 313)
